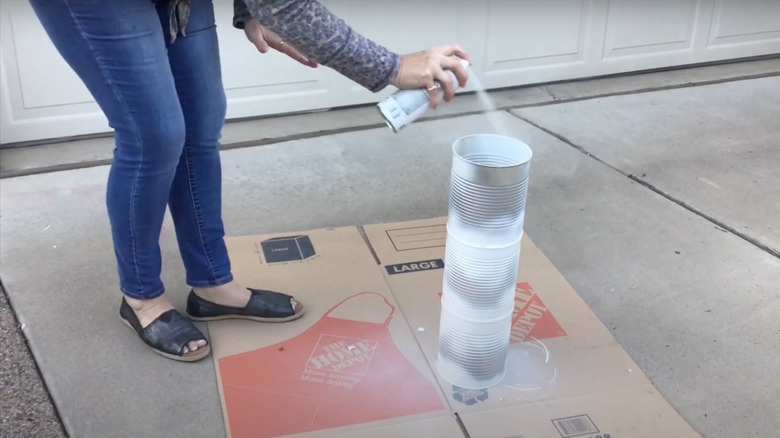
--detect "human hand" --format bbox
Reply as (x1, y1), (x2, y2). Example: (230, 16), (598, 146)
(244, 19), (318, 68)
(390, 44), (471, 109)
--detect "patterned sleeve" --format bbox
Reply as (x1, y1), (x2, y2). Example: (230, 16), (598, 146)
(237, 0), (401, 93)
(233, 0), (252, 29)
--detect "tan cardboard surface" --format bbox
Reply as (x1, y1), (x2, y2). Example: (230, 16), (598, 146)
(363, 217), (702, 438)
(210, 226), (460, 438)
(457, 387), (698, 438)
(210, 219), (700, 438)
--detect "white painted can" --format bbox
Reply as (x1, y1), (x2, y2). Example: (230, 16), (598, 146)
(437, 134), (533, 390)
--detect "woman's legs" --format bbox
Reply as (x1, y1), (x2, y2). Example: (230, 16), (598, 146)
(29, 0), (205, 354)
(161, 0), (232, 288)
(31, 0), (183, 298)
(159, 0), (259, 308)
(31, 0), (300, 335)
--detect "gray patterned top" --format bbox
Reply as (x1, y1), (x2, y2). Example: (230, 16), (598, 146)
(234, 0), (400, 92)
(162, 0), (400, 92)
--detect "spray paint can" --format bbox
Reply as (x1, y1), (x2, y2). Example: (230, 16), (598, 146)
(378, 58), (470, 133)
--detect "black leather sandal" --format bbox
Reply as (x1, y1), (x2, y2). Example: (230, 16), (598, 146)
(120, 298), (210, 362)
(185, 288), (305, 322)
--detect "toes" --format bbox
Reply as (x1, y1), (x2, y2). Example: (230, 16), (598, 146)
(291, 298), (304, 314)
(183, 340), (207, 357)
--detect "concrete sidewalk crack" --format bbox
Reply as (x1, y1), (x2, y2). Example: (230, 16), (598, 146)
(540, 86), (559, 101)
(510, 112), (780, 260)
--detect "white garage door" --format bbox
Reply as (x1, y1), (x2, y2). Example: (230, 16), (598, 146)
(1, 0), (779, 144)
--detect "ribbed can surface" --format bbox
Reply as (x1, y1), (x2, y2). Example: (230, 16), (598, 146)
(436, 304), (514, 389)
(447, 135), (532, 247)
(437, 134), (532, 389)
(441, 232), (520, 320)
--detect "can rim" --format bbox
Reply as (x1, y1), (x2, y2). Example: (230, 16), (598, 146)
(452, 134), (533, 169)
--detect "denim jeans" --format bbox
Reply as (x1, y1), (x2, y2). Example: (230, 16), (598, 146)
(30, 0), (233, 299)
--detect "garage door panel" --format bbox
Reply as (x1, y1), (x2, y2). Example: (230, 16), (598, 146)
(0, 1), (109, 141)
(708, 0), (780, 46)
(478, 0), (597, 89)
(216, 8), (327, 90)
(6, 9), (93, 109)
(1, 2), (94, 113)
(485, 0), (589, 66)
(324, 0), (461, 54)
(215, 3), (345, 120)
(604, 0), (699, 58)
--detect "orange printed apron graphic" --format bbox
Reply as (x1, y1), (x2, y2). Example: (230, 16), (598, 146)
(218, 292), (445, 438)
(510, 282), (566, 343)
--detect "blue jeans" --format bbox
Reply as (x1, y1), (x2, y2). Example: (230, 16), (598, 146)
(30, 0), (233, 299)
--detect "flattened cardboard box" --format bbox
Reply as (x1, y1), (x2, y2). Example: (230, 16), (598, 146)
(212, 219), (701, 438)
(363, 218), (702, 438)
(210, 226), (462, 438)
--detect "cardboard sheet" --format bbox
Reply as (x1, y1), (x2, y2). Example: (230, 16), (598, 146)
(211, 226), (458, 438)
(210, 219), (701, 438)
(363, 218), (702, 438)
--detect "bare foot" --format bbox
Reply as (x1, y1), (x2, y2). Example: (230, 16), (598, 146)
(124, 295), (207, 356)
(193, 282), (302, 314)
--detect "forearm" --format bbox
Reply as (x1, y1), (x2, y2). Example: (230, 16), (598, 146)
(238, 0), (400, 92)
